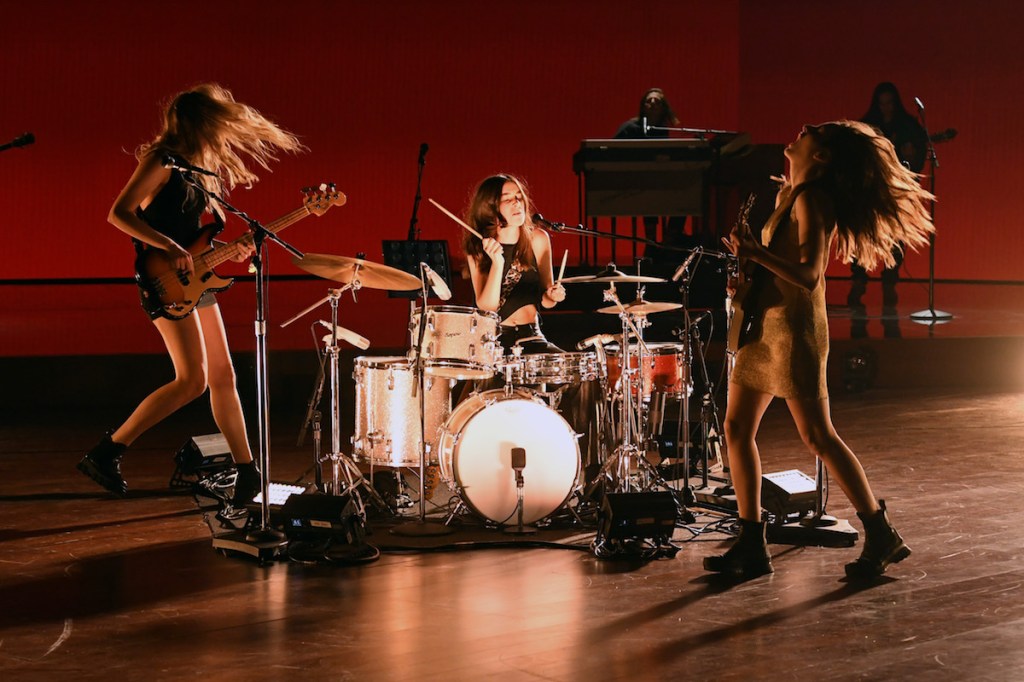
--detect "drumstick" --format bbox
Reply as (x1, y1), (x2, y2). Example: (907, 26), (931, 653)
(428, 198), (483, 240)
(556, 249), (568, 284)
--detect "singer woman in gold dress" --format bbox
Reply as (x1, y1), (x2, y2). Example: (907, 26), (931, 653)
(710, 120), (933, 580)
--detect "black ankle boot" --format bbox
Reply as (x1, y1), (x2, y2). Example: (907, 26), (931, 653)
(845, 500), (911, 580)
(77, 432), (128, 497)
(231, 462), (262, 506)
(704, 518), (773, 579)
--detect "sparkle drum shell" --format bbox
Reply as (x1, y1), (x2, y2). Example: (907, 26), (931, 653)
(410, 305), (502, 380)
(352, 356), (452, 468)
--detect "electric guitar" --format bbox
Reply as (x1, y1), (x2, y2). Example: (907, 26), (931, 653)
(135, 184), (346, 319)
(726, 193), (763, 353)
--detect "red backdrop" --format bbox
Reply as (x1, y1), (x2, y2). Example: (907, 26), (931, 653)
(0, 0), (1017, 357)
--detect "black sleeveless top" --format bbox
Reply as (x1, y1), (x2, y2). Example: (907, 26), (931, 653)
(135, 169), (214, 248)
(497, 243), (543, 320)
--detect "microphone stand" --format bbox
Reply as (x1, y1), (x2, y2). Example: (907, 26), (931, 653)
(407, 144), (428, 241)
(910, 98), (953, 324)
(391, 265), (453, 537)
(180, 170), (303, 555)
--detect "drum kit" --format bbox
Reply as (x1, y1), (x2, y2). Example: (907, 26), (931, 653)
(283, 250), (720, 533)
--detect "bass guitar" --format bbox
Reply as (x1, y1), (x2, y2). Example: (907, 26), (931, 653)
(725, 193), (764, 352)
(136, 184), (345, 319)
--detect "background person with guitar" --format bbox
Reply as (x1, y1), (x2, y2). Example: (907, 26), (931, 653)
(847, 82), (930, 314)
(709, 121), (933, 580)
(77, 83), (304, 504)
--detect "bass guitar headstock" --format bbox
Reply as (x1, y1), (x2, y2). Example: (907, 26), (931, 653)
(303, 183), (347, 216)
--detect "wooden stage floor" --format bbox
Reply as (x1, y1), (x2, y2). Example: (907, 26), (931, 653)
(2, 279), (1023, 680)
(2, 382), (1024, 681)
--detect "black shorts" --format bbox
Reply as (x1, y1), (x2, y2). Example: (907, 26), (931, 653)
(139, 285), (217, 321)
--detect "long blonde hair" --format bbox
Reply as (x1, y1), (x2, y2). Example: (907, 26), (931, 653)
(137, 83), (305, 208)
(813, 120), (934, 270)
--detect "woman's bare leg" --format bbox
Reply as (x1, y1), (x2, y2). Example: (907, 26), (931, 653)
(722, 383), (774, 521)
(197, 305), (253, 464)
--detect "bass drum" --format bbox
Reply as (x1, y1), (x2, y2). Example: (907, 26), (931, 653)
(437, 390), (580, 525)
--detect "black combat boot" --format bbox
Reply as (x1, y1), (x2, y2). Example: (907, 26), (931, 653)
(77, 432), (128, 497)
(231, 461), (262, 506)
(704, 518), (773, 579)
(845, 500), (911, 580)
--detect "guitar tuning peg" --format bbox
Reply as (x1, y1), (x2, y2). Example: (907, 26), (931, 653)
(319, 182), (328, 192)
(301, 186), (312, 193)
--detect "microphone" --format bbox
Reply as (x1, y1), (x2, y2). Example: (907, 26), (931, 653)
(161, 154), (219, 177)
(671, 248), (702, 282)
(913, 96), (925, 112)
(418, 142), (429, 164)
(671, 312), (711, 338)
(511, 447), (526, 486)
(642, 116), (649, 136)
(421, 263), (452, 301)
(318, 320), (370, 350)
(577, 333), (617, 350)
(0, 132), (34, 152)
(531, 213), (563, 232)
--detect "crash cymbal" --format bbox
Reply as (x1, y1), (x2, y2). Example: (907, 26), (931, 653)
(292, 253), (421, 291)
(596, 299), (683, 315)
(560, 266), (666, 284)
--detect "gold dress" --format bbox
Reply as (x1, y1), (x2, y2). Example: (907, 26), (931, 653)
(730, 190), (830, 400)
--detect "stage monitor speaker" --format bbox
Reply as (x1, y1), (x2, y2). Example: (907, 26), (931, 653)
(382, 239), (452, 299)
(279, 492), (366, 546)
(761, 469), (817, 520)
(598, 491), (678, 542)
(170, 433), (234, 489)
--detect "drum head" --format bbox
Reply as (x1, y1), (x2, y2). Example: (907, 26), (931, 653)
(442, 394), (579, 525)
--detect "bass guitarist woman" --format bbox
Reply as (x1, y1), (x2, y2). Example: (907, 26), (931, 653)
(710, 120), (933, 580)
(77, 83), (304, 505)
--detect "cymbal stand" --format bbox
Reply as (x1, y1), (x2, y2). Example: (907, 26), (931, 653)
(585, 284), (663, 496)
(391, 266), (454, 537)
(280, 283), (388, 516)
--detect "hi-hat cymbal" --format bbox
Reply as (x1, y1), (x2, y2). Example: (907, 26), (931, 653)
(292, 253), (421, 290)
(561, 266), (666, 284)
(597, 299), (683, 315)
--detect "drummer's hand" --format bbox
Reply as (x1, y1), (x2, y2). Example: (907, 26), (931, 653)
(726, 274), (738, 298)
(482, 237), (504, 264)
(545, 282), (566, 304)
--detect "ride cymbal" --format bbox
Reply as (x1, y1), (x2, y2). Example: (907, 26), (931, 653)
(292, 253), (421, 290)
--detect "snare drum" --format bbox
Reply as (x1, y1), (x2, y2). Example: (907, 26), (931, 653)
(606, 342), (689, 399)
(437, 390), (580, 525)
(352, 356), (453, 468)
(511, 351), (601, 387)
(410, 305), (502, 380)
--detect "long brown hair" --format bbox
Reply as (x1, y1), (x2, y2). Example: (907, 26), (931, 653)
(137, 83), (305, 211)
(809, 120), (934, 270)
(462, 174), (537, 275)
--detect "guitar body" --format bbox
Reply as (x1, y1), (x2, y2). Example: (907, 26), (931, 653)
(133, 184), (346, 320)
(727, 260), (766, 353)
(726, 193), (763, 353)
(135, 224), (234, 320)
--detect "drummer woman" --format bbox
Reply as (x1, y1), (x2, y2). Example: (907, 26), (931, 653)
(463, 173), (565, 351)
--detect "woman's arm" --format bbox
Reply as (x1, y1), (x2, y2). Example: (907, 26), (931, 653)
(726, 188), (831, 291)
(468, 238), (505, 311)
(534, 228), (565, 308)
(108, 153), (196, 272)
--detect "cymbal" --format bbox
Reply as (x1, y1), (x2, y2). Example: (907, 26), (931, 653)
(597, 299), (683, 315)
(292, 253), (421, 291)
(561, 266), (666, 284)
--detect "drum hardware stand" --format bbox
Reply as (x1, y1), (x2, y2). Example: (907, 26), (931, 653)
(177, 172), (301, 556)
(504, 447), (537, 535)
(585, 284), (672, 498)
(391, 265), (454, 537)
(280, 284), (389, 517)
